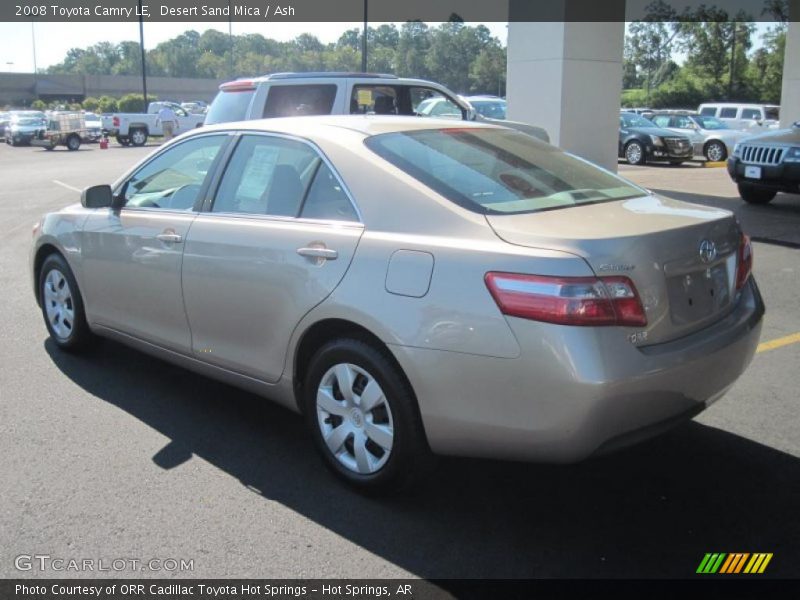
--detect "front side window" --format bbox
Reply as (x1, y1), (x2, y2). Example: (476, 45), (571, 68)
(366, 128), (646, 215)
(263, 84), (337, 118)
(740, 108), (761, 120)
(122, 135), (226, 210)
(699, 107), (717, 116)
(651, 115), (671, 128)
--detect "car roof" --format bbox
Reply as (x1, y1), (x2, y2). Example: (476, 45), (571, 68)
(198, 115), (504, 138)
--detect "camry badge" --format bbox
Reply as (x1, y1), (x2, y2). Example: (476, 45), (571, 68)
(699, 239), (717, 264)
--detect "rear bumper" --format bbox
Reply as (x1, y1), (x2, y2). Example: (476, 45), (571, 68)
(391, 277), (764, 463)
(727, 156), (800, 193)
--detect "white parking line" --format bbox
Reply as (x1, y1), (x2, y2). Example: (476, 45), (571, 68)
(52, 180), (81, 193)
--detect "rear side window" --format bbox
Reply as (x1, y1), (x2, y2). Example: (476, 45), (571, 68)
(365, 128), (645, 215)
(263, 85), (337, 118)
(205, 89), (255, 125)
(699, 107), (717, 116)
(719, 107), (738, 118)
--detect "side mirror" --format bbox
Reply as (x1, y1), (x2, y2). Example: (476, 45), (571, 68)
(81, 184), (113, 208)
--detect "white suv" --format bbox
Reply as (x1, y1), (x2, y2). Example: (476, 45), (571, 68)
(698, 103), (780, 131)
(205, 72), (549, 142)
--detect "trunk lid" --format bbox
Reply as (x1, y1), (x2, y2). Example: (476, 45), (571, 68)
(486, 194), (741, 345)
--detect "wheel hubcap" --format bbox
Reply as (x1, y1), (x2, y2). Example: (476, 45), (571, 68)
(708, 144), (723, 161)
(316, 363), (394, 475)
(627, 144), (642, 163)
(43, 269), (74, 340)
(133, 131), (144, 144)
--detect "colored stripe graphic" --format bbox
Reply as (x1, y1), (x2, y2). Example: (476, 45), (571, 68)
(699, 552), (773, 574)
(697, 553), (727, 573)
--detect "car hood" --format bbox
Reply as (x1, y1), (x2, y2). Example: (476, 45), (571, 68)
(621, 126), (684, 138)
(738, 126), (800, 145)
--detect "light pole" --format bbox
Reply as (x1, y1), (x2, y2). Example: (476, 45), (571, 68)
(31, 23), (38, 73)
(361, 0), (368, 72)
(138, 0), (148, 109)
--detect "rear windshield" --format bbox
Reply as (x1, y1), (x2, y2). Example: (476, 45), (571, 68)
(365, 128), (645, 215)
(205, 89), (255, 125)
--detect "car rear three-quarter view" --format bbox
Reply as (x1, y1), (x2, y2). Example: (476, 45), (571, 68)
(31, 116), (764, 493)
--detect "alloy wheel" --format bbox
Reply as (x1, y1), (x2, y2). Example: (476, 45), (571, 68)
(626, 142), (643, 165)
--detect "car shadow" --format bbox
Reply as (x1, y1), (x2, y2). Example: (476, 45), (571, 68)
(45, 338), (799, 579)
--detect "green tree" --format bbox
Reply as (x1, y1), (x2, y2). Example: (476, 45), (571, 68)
(82, 97), (101, 112)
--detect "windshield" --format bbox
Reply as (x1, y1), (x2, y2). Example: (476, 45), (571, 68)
(470, 100), (507, 120)
(693, 116), (728, 130)
(14, 118), (43, 126)
(620, 113), (655, 128)
(365, 128), (645, 215)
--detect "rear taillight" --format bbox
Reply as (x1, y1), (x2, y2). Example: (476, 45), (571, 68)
(736, 233), (753, 290)
(485, 272), (647, 327)
(112, 116), (120, 127)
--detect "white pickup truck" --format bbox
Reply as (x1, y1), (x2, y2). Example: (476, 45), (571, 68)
(102, 101), (205, 146)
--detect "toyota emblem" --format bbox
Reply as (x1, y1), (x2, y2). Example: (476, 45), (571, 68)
(699, 239), (717, 264)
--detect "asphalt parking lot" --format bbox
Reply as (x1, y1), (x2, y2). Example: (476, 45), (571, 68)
(1, 142), (798, 582)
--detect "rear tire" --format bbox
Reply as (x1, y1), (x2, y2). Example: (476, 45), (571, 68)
(625, 141), (646, 165)
(303, 338), (432, 493)
(66, 134), (80, 151)
(130, 128), (148, 147)
(738, 184), (777, 205)
(39, 254), (94, 352)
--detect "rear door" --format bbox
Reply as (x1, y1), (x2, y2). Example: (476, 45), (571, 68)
(181, 133), (363, 382)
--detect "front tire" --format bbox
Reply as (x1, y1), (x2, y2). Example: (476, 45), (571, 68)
(39, 254), (94, 352)
(704, 140), (727, 162)
(303, 338), (431, 493)
(625, 141), (646, 165)
(738, 184), (777, 205)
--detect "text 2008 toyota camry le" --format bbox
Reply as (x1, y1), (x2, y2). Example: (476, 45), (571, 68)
(31, 116), (764, 491)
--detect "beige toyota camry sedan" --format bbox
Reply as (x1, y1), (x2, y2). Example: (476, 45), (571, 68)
(31, 116), (764, 491)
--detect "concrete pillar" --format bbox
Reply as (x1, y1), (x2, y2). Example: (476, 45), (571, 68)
(506, 1), (625, 171)
(780, 0), (800, 127)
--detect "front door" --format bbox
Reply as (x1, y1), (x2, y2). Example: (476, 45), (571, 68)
(181, 133), (363, 382)
(81, 134), (229, 352)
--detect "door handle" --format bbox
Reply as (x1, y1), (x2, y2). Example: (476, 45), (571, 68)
(297, 247), (338, 260)
(156, 232), (183, 244)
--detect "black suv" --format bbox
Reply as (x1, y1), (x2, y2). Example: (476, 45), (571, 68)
(727, 122), (800, 204)
(619, 112), (693, 165)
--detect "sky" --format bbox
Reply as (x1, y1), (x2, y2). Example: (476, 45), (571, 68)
(0, 21), (509, 72)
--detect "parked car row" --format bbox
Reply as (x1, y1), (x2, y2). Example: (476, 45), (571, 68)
(2, 109), (103, 148)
